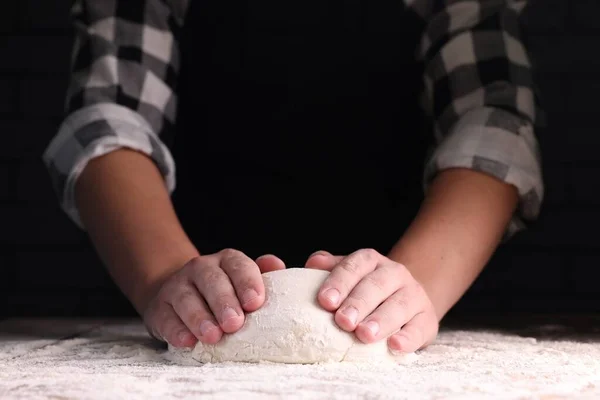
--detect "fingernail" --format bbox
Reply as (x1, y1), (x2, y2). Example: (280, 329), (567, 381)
(341, 306), (358, 325)
(199, 320), (217, 337)
(242, 289), (259, 306)
(362, 320), (380, 336)
(390, 347), (404, 356)
(323, 288), (340, 305)
(389, 334), (405, 355)
(221, 306), (239, 323)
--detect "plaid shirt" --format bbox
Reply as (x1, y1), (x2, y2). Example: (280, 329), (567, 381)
(43, 0), (544, 235)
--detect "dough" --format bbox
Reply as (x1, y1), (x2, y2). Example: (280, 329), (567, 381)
(169, 268), (417, 364)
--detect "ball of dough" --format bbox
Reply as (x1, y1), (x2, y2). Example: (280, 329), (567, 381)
(169, 268), (416, 364)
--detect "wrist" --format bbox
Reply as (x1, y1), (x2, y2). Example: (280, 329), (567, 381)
(129, 241), (200, 315)
(387, 169), (518, 320)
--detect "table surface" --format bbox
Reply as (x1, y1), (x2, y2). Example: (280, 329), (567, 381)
(1, 316), (599, 399)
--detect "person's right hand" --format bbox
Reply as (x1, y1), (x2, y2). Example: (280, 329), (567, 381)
(142, 249), (285, 348)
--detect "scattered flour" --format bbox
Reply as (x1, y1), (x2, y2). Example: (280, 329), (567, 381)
(1, 320), (600, 399)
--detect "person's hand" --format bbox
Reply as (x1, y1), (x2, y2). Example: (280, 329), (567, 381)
(305, 249), (439, 353)
(142, 250), (285, 348)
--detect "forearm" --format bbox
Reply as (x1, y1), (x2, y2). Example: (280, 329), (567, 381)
(399, 0), (542, 318)
(57, 0), (196, 316)
(75, 149), (199, 314)
(388, 168), (518, 320)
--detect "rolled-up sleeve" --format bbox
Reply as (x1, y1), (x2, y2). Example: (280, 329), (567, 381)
(42, 0), (189, 229)
(415, 0), (544, 236)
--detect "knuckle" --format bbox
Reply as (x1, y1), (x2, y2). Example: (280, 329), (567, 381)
(220, 248), (241, 260)
(359, 248), (378, 261)
(340, 258), (361, 274)
(383, 265), (405, 286)
(188, 259), (209, 277)
(394, 260), (408, 271)
(362, 273), (386, 292)
(175, 270), (194, 287)
(412, 281), (425, 296)
(226, 258), (250, 275)
(201, 268), (225, 287)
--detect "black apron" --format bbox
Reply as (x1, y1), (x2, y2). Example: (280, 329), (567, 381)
(171, 0), (431, 266)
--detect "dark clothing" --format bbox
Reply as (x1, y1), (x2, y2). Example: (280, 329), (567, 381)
(172, 0), (429, 263)
(44, 0), (543, 259)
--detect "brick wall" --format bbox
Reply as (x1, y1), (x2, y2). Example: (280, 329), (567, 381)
(1, 0), (598, 317)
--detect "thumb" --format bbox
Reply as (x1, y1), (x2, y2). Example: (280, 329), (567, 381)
(305, 250), (344, 271)
(256, 254), (286, 273)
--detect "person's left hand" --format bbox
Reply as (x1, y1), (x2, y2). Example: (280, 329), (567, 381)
(305, 249), (439, 353)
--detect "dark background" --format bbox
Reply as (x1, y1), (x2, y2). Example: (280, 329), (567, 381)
(0, 0), (598, 318)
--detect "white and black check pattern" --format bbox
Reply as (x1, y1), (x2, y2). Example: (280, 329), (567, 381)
(43, 0), (544, 234)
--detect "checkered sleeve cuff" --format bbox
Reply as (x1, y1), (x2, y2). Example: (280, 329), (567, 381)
(42, 103), (176, 229)
(423, 107), (543, 236)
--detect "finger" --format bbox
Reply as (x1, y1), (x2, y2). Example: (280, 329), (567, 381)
(352, 285), (420, 343)
(304, 250), (343, 270)
(149, 303), (198, 348)
(334, 263), (404, 332)
(387, 312), (435, 353)
(189, 254), (245, 333)
(317, 249), (381, 311)
(169, 282), (223, 345)
(256, 254), (286, 273)
(218, 249), (267, 313)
